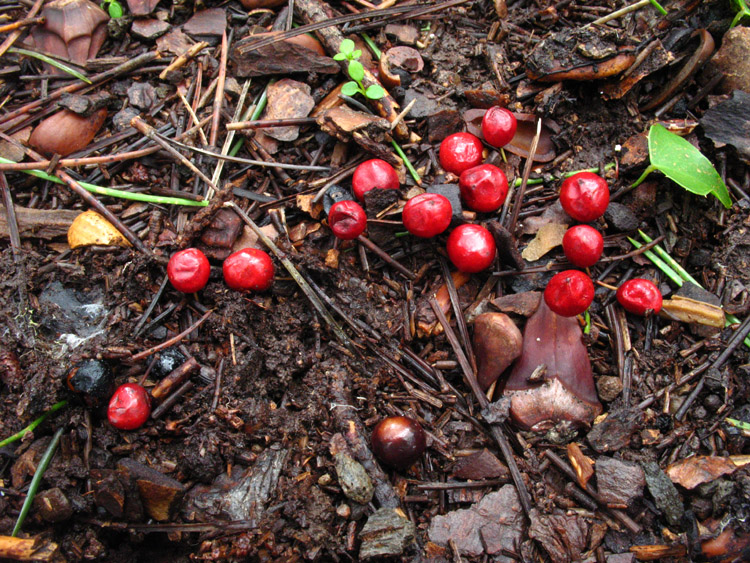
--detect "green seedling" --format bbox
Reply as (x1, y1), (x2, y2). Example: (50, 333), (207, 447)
(630, 124), (732, 208)
(334, 39), (385, 100)
(101, 0), (124, 18)
(9, 47), (91, 83)
(731, 0), (750, 27)
(0, 400), (68, 449)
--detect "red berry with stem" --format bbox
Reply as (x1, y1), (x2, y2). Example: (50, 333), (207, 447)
(559, 172), (610, 222)
(351, 159), (400, 201)
(328, 200), (367, 240)
(446, 224), (496, 273)
(371, 416), (426, 469)
(167, 248), (210, 293)
(616, 279), (662, 315)
(439, 132), (484, 175)
(481, 106), (517, 148)
(108, 383), (151, 430)
(223, 248), (274, 291)
(402, 193), (452, 238)
(459, 164), (509, 212)
(562, 225), (604, 268)
(544, 270), (595, 317)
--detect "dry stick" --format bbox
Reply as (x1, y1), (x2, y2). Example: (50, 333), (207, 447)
(544, 450), (641, 534)
(130, 116), (219, 192)
(605, 303), (631, 405)
(0, 173), (20, 259)
(13, 139), (149, 253)
(357, 235), (415, 280)
(209, 31), (228, 148)
(440, 257), (477, 374)
(0, 51), (159, 127)
(227, 117), (318, 131)
(130, 310), (213, 362)
(0, 0), (43, 58)
(177, 91), (209, 146)
(292, 0), (410, 142)
(210, 79), (252, 200)
(505, 118), (542, 234)
(159, 41), (208, 80)
(227, 202), (356, 352)
(0, 535), (57, 561)
(0, 15), (45, 34)
(674, 314), (750, 421)
(429, 297), (533, 516)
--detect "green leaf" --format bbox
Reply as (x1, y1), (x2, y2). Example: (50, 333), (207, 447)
(333, 53), (347, 61)
(347, 60), (364, 82)
(647, 124), (732, 208)
(339, 39), (355, 55)
(351, 49), (362, 60)
(108, 0), (124, 18)
(341, 81), (361, 97)
(365, 84), (386, 100)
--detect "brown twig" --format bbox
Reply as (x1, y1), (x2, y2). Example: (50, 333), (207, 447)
(209, 32), (228, 148)
(227, 117), (318, 131)
(158, 42), (208, 80)
(0, 15), (44, 34)
(505, 118), (542, 233)
(0, 0), (43, 58)
(357, 235), (415, 280)
(440, 256), (476, 374)
(0, 173), (20, 259)
(131, 310), (213, 362)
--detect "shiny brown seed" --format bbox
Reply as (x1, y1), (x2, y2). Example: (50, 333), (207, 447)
(371, 416), (426, 469)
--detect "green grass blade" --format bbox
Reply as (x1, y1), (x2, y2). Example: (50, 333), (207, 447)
(391, 140), (421, 185)
(638, 230), (701, 286)
(9, 47), (92, 84)
(627, 237), (684, 286)
(0, 400), (68, 449)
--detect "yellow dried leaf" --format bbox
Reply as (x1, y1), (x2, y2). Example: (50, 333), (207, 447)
(67, 210), (130, 249)
(521, 222), (567, 261)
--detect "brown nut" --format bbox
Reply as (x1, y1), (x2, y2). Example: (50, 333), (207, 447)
(29, 107), (107, 157)
(378, 46), (424, 88)
(29, 0), (109, 70)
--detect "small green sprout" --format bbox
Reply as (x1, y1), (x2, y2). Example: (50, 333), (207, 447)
(731, 0), (750, 27)
(101, 0), (124, 18)
(333, 39), (385, 101)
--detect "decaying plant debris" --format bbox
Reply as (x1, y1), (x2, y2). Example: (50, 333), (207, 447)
(2, 0), (750, 561)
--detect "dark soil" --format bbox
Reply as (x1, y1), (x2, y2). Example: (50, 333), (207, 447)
(2, 0), (750, 562)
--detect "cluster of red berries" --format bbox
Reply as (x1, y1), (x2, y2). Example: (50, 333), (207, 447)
(167, 247), (274, 294)
(544, 172), (662, 317)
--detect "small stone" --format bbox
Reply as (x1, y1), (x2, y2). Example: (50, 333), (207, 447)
(130, 18), (170, 41)
(596, 457), (645, 505)
(642, 461), (685, 528)
(333, 452), (374, 505)
(604, 202), (640, 232)
(587, 408), (644, 453)
(491, 291), (542, 317)
(428, 109), (461, 143)
(359, 508), (416, 560)
(403, 90), (442, 118)
(127, 82), (157, 110)
(597, 376), (623, 402)
(126, 0), (160, 16)
(336, 504), (351, 518)
(712, 26), (750, 94)
(384, 24), (419, 45)
(451, 449), (509, 480)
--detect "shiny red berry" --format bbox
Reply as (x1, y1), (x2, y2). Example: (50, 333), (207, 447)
(167, 248), (210, 293)
(439, 132), (484, 175)
(559, 172), (610, 222)
(459, 164), (509, 213)
(402, 193), (452, 238)
(222, 248), (274, 291)
(108, 383), (151, 430)
(481, 107), (517, 148)
(329, 200), (367, 240)
(562, 225), (604, 268)
(446, 224), (496, 273)
(616, 279), (662, 315)
(371, 416), (426, 469)
(544, 270), (595, 317)
(351, 159), (400, 201)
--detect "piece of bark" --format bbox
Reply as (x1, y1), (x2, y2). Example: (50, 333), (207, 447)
(0, 536), (58, 561)
(33, 488), (73, 523)
(642, 461), (685, 528)
(292, 0), (410, 142)
(126, 0), (160, 16)
(567, 443), (594, 489)
(183, 8), (226, 38)
(596, 456), (645, 505)
(231, 32), (339, 77)
(261, 79), (315, 141)
(0, 206), (80, 240)
(451, 448), (510, 480)
(666, 456), (739, 490)
(316, 106), (398, 165)
(331, 434), (375, 505)
(587, 408), (644, 453)
(491, 292), (541, 317)
(117, 458), (185, 522)
(359, 508), (416, 560)
(487, 221), (525, 270)
(528, 508), (589, 563)
(701, 90), (750, 162)
(200, 207), (243, 250)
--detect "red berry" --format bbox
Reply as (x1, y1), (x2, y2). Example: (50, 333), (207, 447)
(328, 200), (367, 240)
(402, 193), (452, 238)
(562, 225), (604, 268)
(108, 383), (151, 430)
(222, 248), (274, 291)
(439, 132), (484, 175)
(544, 270), (595, 317)
(371, 416), (426, 469)
(459, 164), (509, 213)
(559, 172), (610, 222)
(481, 107), (517, 148)
(616, 279), (662, 315)
(446, 224), (496, 273)
(167, 248), (210, 293)
(351, 159), (400, 201)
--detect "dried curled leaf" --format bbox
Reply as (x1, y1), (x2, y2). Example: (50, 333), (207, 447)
(67, 210), (131, 249)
